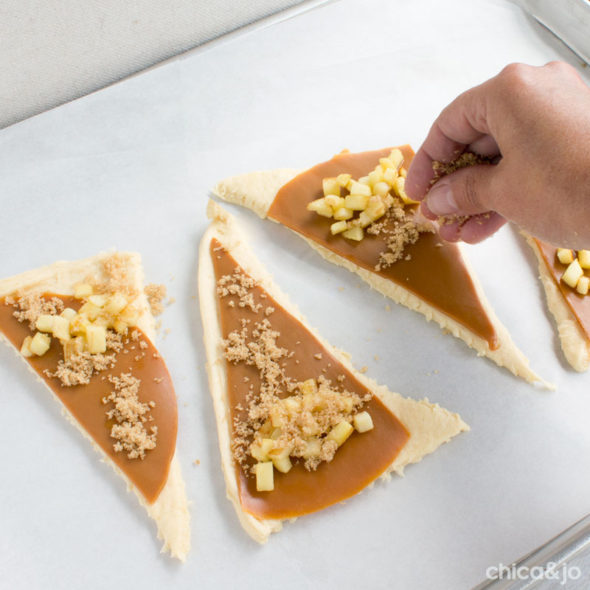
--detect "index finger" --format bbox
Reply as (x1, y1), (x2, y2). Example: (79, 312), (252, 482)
(406, 82), (493, 200)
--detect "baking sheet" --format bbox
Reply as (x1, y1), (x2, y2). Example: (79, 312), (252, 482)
(1, 1), (590, 588)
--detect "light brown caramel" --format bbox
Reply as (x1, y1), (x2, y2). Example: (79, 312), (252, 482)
(210, 239), (410, 520)
(268, 147), (499, 350)
(535, 240), (590, 339)
(0, 295), (177, 504)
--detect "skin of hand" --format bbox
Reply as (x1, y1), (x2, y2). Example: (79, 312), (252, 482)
(405, 61), (590, 248)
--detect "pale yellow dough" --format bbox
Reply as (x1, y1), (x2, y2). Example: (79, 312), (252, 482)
(0, 252), (190, 561)
(199, 200), (469, 544)
(213, 169), (550, 388)
(524, 235), (590, 372)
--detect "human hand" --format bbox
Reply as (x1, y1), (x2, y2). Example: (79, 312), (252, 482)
(405, 61), (590, 248)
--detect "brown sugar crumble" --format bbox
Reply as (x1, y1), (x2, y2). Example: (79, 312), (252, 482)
(10, 292), (64, 329)
(217, 268), (263, 313)
(144, 283), (167, 316)
(102, 373), (157, 460)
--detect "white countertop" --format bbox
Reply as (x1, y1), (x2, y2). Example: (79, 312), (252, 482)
(1, 1), (590, 588)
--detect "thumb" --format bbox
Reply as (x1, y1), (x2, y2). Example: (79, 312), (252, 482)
(424, 164), (498, 218)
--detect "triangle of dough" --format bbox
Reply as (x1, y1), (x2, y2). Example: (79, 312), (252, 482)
(0, 252), (190, 561)
(213, 160), (548, 387)
(524, 234), (590, 371)
(199, 201), (469, 543)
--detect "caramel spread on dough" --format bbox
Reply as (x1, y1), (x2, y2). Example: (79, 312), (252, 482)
(268, 147), (499, 350)
(535, 240), (590, 340)
(210, 239), (410, 520)
(0, 294), (177, 504)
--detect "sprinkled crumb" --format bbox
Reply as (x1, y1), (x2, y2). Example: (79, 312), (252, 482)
(10, 292), (64, 329)
(193, 459), (200, 466)
(359, 366), (368, 374)
(145, 283), (167, 316)
(103, 373), (157, 460)
(314, 353), (323, 360)
(217, 269), (263, 313)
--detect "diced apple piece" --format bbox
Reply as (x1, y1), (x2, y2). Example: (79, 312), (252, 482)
(85, 324), (107, 354)
(60, 308), (77, 321)
(250, 438), (274, 462)
(394, 176), (419, 204)
(578, 250), (590, 269)
(302, 437), (322, 458)
(330, 220), (348, 235)
(400, 167), (407, 178)
(270, 406), (284, 428)
(577, 276), (590, 295)
(348, 181), (372, 197)
(383, 167), (398, 186)
(63, 336), (85, 362)
(299, 378), (317, 395)
(255, 462), (274, 492)
(353, 411), (374, 433)
(52, 316), (71, 342)
(20, 336), (33, 358)
(88, 295), (107, 308)
(365, 196), (386, 221)
(270, 427), (282, 440)
(556, 248), (575, 265)
(282, 397), (301, 414)
(333, 207), (354, 221)
(342, 226), (364, 241)
(113, 319), (128, 335)
(35, 314), (54, 333)
(70, 314), (89, 335)
(388, 148), (404, 171)
(73, 283), (93, 299)
(368, 169), (384, 187)
(30, 332), (51, 356)
(562, 259), (583, 288)
(327, 420), (354, 447)
(118, 305), (140, 327)
(340, 396), (354, 413)
(104, 293), (128, 315)
(358, 176), (371, 186)
(307, 198), (333, 218)
(372, 181), (390, 198)
(323, 177), (341, 197)
(324, 195), (345, 209)
(336, 173), (351, 187)
(79, 302), (101, 321)
(358, 211), (373, 228)
(269, 447), (292, 473)
(344, 194), (369, 211)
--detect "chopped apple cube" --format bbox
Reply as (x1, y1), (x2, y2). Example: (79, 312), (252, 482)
(344, 194), (370, 211)
(20, 336), (33, 358)
(358, 176), (371, 186)
(353, 411), (374, 433)
(88, 295), (107, 308)
(330, 220), (348, 235)
(307, 198), (333, 218)
(372, 181), (390, 198)
(79, 302), (101, 321)
(30, 332), (51, 356)
(383, 167), (398, 186)
(578, 250), (590, 269)
(73, 283), (93, 299)
(388, 148), (404, 171)
(118, 305), (140, 327)
(323, 177), (341, 197)
(64, 336), (85, 362)
(394, 176), (418, 204)
(35, 314), (55, 333)
(340, 396), (354, 413)
(60, 308), (77, 321)
(556, 248), (575, 265)
(85, 324), (107, 354)
(336, 173), (351, 187)
(269, 447), (292, 473)
(113, 319), (128, 335)
(333, 207), (354, 221)
(365, 196), (386, 221)
(324, 195), (345, 209)
(400, 167), (407, 178)
(577, 276), (590, 295)
(269, 407), (284, 428)
(282, 397), (301, 414)
(70, 314), (90, 335)
(104, 293), (128, 315)
(255, 462), (274, 492)
(342, 226), (364, 241)
(562, 259), (584, 288)
(51, 316), (71, 342)
(250, 438), (274, 462)
(368, 169), (384, 187)
(348, 181), (372, 197)
(327, 420), (354, 447)
(302, 437), (322, 458)
(299, 378), (317, 395)
(358, 211), (373, 228)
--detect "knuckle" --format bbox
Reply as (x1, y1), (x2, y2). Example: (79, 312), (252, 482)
(498, 62), (532, 89)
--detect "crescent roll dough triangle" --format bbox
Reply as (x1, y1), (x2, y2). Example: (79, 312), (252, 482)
(0, 252), (190, 561)
(524, 234), (590, 371)
(199, 200), (469, 543)
(212, 148), (549, 388)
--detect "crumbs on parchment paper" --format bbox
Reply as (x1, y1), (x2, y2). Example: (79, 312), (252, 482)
(144, 283), (167, 316)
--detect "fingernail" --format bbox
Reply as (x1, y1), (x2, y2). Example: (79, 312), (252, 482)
(426, 181), (457, 216)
